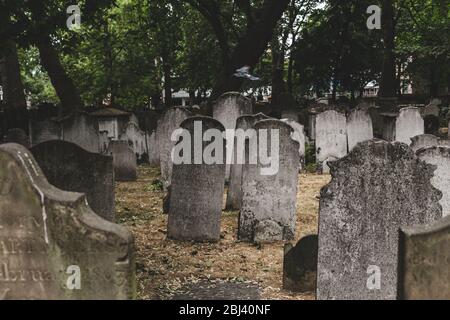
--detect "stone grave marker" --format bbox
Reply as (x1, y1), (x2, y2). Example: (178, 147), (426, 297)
(347, 109), (373, 151)
(107, 141), (137, 182)
(31, 140), (115, 222)
(0, 143), (135, 300)
(238, 119), (300, 243)
(167, 117), (226, 242)
(395, 107), (424, 144)
(4, 128), (30, 148)
(317, 139), (442, 300)
(60, 113), (100, 154)
(281, 119), (306, 170)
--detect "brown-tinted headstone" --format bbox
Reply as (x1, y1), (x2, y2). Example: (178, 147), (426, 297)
(0, 143), (135, 300)
(107, 141), (137, 182)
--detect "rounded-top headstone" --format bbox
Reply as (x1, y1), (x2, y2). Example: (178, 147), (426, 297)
(395, 107), (424, 144)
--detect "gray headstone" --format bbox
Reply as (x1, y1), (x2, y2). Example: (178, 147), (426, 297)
(156, 107), (191, 189)
(0, 143), (135, 300)
(422, 103), (440, 117)
(29, 119), (61, 146)
(147, 131), (160, 166)
(107, 141), (137, 182)
(238, 120), (300, 243)
(347, 109), (373, 151)
(4, 128), (30, 148)
(60, 113), (100, 154)
(417, 147), (450, 217)
(31, 140), (115, 222)
(395, 107), (424, 144)
(315, 110), (347, 173)
(283, 235), (318, 293)
(410, 134), (440, 152)
(119, 122), (148, 163)
(317, 139), (442, 300)
(226, 113), (270, 211)
(213, 92), (253, 180)
(281, 119), (306, 170)
(167, 117), (226, 242)
(99, 130), (110, 154)
(398, 215), (450, 300)
(309, 114), (317, 140)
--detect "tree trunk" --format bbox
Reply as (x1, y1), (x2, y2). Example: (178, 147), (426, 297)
(1, 40), (27, 110)
(35, 35), (83, 113)
(378, 0), (397, 98)
(210, 0), (290, 99)
(162, 58), (173, 108)
(270, 34), (286, 109)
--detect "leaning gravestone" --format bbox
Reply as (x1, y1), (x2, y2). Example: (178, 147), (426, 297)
(29, 118), (61, 146)
(398, 216), (450, 300)
(31, 140), (115, 222)
(213, 92), (253, 180)
(226, 113), (270, 211)
(239, 120), (300, 243)
(283, 235), (318, 293)
(347, 109), (373, 151)
(315, 110), (347, 173)
(156, 107), (191, 189)
(60, 113), (100, 154)
(167, 117), (226, 242)
(107, 141), (137, 182)
(281, 119), (306, 170)
(317, 139), (442, 300)
(0, 143), (135, 300)
(395, 107), (424, 144)
(417, 147), (450, 217)
(4, 128), (30, 148)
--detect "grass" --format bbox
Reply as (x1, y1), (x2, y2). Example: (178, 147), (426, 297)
(116, 165), (330, 300)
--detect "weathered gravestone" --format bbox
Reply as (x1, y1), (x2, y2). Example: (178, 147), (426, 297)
(347, 109), (373, 151)
(417, 147), (450, 217)
(147, 131), (160, 166)
(119, 122), (148, 163)
(167, 117), (226, 242)
(283, 235), (318, 293)
(410, 134), (439, 152)
(315, 110), (347, 174)
(107, 141), (137, 182)
(238, 120), (300, 243)
(60, 113), (100, 154)
(4, 128), (30, 149)
(317, 139), (442, 300)
(226, 113), (270, 211)
(395, 107), (424, 144)
(99, 130), (110, 154)
(156, 107), (191, 189)
(398, 216), (450, 300)
(281, 119), (306, 170)
(213, 92), (253, 180)
(0, 143), (135, 300)
(29, 119), (61, 146)
(31, 140), (115, 222)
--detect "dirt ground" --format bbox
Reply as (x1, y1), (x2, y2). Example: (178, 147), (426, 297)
(116, 165), (330, 300)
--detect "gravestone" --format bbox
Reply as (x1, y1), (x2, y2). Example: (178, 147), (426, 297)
(410, 134), (439, 152)
(317, 139), (442, 300)
(0, 143), (135, 300)
(107, 141), (137, 182)
(308, 113), (317, 140)
(417, 147), (450, 217)
(283, 235), (318, 293)
(167, 117), (226, 242)
(398, 216), (450, 300)
(315, 110), (347, 173)
(395, 107), (424, 144)
(213, 92), (253, 180)
(29, 119), (61, 146)
(238, 120), (300, 243)
(381, 113), (397, 142)
(156, 107), (191, 189)
(147, 131), (160, 166)
(119, 122), (148, 163)
(60, 113), (100, 154)
(281, 109), (299, 122)
(4, 128), (30, 148)
(226, 113), (270, 211)
(347, 109), (373, 151)
(31, 140), (115, 222)
(281, 119), (306, 170)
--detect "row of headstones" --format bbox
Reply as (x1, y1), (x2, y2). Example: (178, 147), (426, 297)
(284, 139), (450, 300)
(0, 143), (135, 300)
(314, 107), (429, 173)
